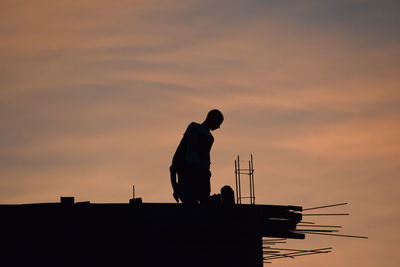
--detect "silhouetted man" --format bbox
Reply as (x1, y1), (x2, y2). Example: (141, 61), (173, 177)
(170, 109), (224, 204)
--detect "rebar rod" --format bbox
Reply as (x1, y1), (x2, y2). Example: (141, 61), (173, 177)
(248, 158), (253, 204)
(302, 213), (349, 216)
(264, 247), (332, 252)
(251, 154), (255, 204)
(297, 224), (342, 228)
(295, 229), (339, 232)
(264, 250), (331, 260)
(264, 249), (331, 259)
(237, 155), (241, 204)
(303, 202), (348, 211)
(263, 251), (331, 259)
(297, 231), (368, 239)
(234, 159), (238, 204)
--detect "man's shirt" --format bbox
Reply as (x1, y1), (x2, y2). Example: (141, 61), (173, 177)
(184, 122), (214, 169)
(172, 122), (214, 171)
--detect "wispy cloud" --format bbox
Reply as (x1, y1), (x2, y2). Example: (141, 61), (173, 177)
(0, 2), (399, 266)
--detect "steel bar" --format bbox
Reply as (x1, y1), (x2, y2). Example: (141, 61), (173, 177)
(237, 155), (241, 204)
(303, 202), (348, 211)
(302, 213), (349, 216)
(248, 158), (252, 204)
(263, 251), (280, 254)
(265, 250), (331, 260)
(234, 160), (238, 204)
(251, 154), (255, 204)
(297, 224), (342, 228)
(264, 248), (331, 259)
(295, 229), (339, 232)
(263, 241), (286, 243)
(264, 247), (332, 252)
(264, 251), (332, 260)
(297, 231), (368, 239)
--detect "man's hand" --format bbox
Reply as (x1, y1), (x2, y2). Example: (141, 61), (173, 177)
(170, 165), (180, 203)
(173, 191), (180, 203)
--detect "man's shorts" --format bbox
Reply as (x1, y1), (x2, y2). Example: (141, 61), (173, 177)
(177, 164), (211, 204)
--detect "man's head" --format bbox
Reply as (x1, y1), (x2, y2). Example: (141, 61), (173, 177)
(204, 109), (224, 131)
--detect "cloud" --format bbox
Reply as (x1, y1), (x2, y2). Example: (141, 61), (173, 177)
(1, 2), (400, 266)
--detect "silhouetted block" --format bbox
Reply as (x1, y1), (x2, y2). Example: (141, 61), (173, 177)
(287, 205), (303, 211)
(76, 201), (90, 206)
(129, 197), (142, 204)
(60, 196), (74, 205)
(221, 185), (235, 205)
(209, 193), (221, 204)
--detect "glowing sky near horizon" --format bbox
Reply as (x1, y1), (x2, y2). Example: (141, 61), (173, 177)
(1, 0), (399, 266)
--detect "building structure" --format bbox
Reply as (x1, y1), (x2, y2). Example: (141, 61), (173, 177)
(0, 196), (303, 267)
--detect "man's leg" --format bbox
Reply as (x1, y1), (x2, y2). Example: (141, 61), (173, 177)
(178, 167), (198, 205)
(198, 168), (211, 204)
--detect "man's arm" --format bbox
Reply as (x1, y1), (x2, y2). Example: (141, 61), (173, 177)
(169, 166), (179, 202)
(170, 135), (186, 202)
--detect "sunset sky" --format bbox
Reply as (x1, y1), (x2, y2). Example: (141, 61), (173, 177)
(1, 0), (399, 266)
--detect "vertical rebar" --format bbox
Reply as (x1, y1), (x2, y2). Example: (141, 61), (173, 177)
(248, 158), (253, 204)
(234, 154), (256, 205)
(234, 159), (238, 204)
(251, 154), (255, 204)
(237, 155), (241, 204)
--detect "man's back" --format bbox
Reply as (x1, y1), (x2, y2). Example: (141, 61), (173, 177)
(184, 122), (214, 169)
